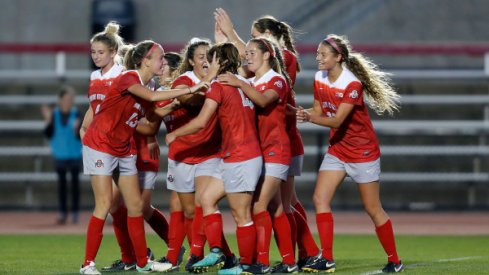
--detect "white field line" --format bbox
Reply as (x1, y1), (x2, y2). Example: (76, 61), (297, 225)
(358, 256), (485, 275)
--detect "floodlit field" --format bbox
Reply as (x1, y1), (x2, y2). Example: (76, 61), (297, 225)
(0, 234), (488, 274)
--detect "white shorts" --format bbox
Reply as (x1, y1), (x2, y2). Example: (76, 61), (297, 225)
(166, 158), (221, 192)
(221, 156), (262, 193)
(138, 171), (158, 190)
(288, 155), (303, 177)
(83, 146), (137, 176)
(319, 153), (381, 183)
(262, 162), (289, 181)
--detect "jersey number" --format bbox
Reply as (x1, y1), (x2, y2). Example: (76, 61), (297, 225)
(125, 112), (138, 128)
(238, 89), (254, 109)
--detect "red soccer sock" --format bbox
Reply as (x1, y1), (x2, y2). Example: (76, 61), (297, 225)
(236, 223), (256, 265)
(294, 209), (319, 259)
(272, 212), (296, 265)
(111, 206), (135, 263)
(221, 232), (234, 257)
(167, 211), (186, 265)
(375, 219), (400, 264)
(147, 208), (169, 245)
(285, 212), (297, 256)
(204, 213), (223, 250)
(316, 212), (334, 260)
(190, 207), (206, 257)
(83, 215), (105, 266)
(184, 217), (193, 246)
(253, 211), (272, 266)
(293, 201), (308, 221)
(127, 215), (148, 268)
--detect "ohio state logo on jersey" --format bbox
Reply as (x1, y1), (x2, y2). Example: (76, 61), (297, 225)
(95, 159), (104, 168)
(167, 174), (174, 182)
(349, 90), (359, 99)
(274, 80), (283, 89)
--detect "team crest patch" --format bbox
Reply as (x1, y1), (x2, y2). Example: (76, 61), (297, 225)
(349, 90), (358, 99)
(274, 80), (283, 89)
(95, 159), (104, 168)
(167, 174), (174, 183)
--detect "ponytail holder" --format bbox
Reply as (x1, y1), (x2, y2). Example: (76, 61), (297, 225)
(259, 38), (275, 57)
(325, 37), (342, 55)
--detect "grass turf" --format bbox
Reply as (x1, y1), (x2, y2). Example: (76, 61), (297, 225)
(0, 234), (488, 274)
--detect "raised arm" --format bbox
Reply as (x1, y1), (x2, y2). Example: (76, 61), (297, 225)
(214, 8), (246, 58)
(165, 98), (218, 145)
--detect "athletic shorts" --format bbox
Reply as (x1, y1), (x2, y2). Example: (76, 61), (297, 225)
(319, 153), (381, 183)
(166, 158), (221, 192)
(262, 162), (289, 181)
(138, 171), (158, 190)
(288, 155), (304, 177)
(221, 156), (262, 193)
(83, 146), (137, 176)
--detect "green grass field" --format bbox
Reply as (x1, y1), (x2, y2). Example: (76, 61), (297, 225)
(1, 234), (488, 274)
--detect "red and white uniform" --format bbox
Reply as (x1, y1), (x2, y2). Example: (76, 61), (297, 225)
(163, 71), (221, 163)
(314, 67), (380, 162)
(206, 78), (261, 162)
(88, 64), (124, 114)
(250, 69), (291, 165)
(83, 70), (152, 157)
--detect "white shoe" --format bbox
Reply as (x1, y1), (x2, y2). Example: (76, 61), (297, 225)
(136, 260), (173, 273)
(80, 261), (101, 275)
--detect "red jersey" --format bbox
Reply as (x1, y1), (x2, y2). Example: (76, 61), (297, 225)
(83, 70), (152, 157)
(162, 71), (221, 163)
(206, 77), (261, 163)
(313, 67), (380, 162)
(88, 64), (124, 114)
(282, 49), (298, 87)
(250, 69), (291, 165)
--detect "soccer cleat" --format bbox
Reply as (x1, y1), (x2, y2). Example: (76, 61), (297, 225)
(271, 262), (299, 273)
(222, 254), (239, 269)
(241, 262), (271, 274)
(136, 260), (173, 273)
(298, 251), (322, 270)
(101, 259), (136, 272)
(301, 254), (336, 273)
(185, 254), (203, 272)
(218, 264), (244, 275)
(190, 247), (226, 273)
(80, 261), (101, 275)
(177, 246), (187, 265)
(155, 257), (179, 273)
(382, 261), (404, 273)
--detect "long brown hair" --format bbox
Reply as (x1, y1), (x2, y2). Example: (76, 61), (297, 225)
(177, 38), (211, 75)
(253, 15), (301, 72)
(207, 43), (240, 75)
(322, 34), (400, 115)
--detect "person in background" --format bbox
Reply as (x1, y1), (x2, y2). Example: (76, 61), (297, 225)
(297, 34), (403, 273)
(42, 86), (82, 225)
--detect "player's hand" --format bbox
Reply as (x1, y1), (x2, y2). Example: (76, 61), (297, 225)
(208, 52), (220, 80)
(165, 133), (176, 146)
(214, 22), (228, 44)
(190, 82), (210, 93)
(217, 72), (241, 87)
(148, 141), (160, 160)
(214, 8), (234, 37)
(296, 106), (310, 123)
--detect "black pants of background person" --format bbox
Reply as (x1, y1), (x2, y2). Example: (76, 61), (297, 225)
(54, 159), (81, 224)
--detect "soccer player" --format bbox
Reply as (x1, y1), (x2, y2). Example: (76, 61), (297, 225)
(297, 34), (404, 273)
(218, 37), (296, 273)
(79, 40), (207, 274)
(166, 42), (261, 275)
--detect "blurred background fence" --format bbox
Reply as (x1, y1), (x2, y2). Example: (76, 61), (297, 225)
(1, 0), (488, 211)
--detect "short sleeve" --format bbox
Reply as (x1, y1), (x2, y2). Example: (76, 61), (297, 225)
(266, 76), (287, 100)
(171, 76), (193, 89)
(342, 81), (363, 106)
(117, 72), (141, 93)
(206, 82), (222, 104)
